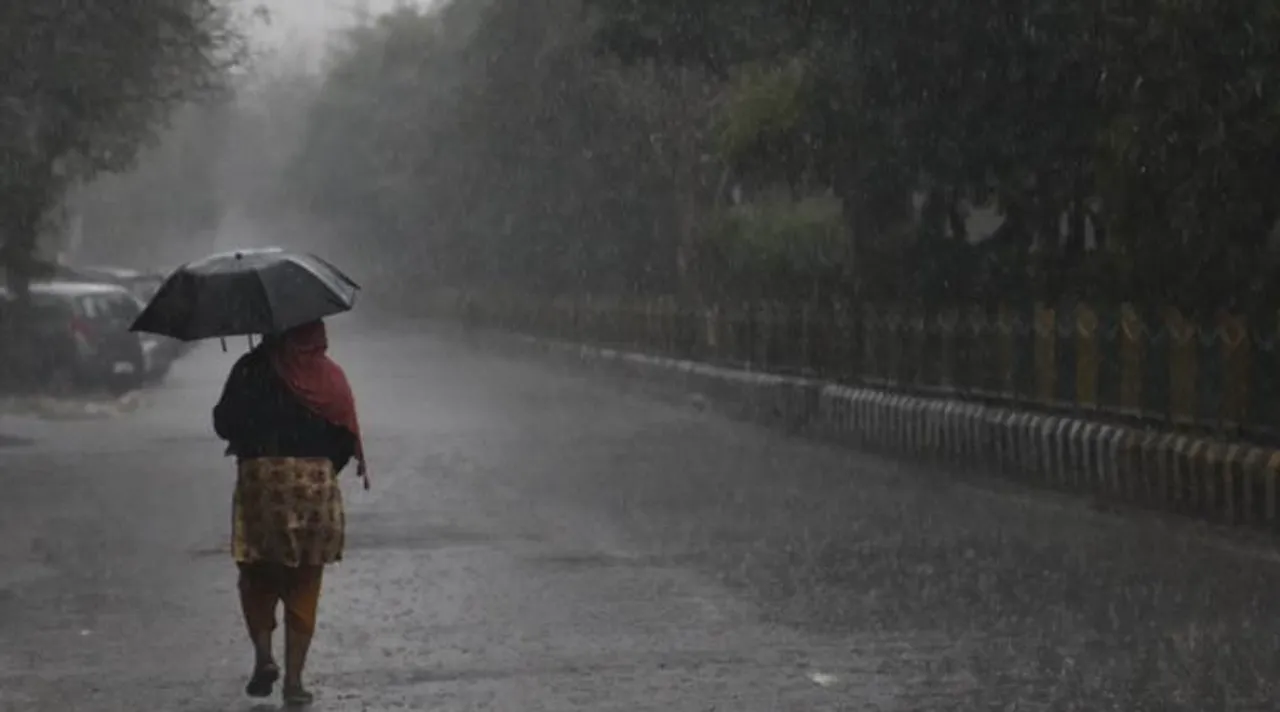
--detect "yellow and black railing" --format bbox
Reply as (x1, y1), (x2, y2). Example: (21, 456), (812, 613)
(856, 304), (1260, 430)
(436, 291), (1275, 440)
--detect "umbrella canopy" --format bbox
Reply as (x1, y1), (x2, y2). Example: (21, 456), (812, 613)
(129, 248), (360, 341)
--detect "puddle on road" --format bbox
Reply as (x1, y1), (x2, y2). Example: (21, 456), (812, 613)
(0, 392), (146, 421)
(148, 434), (215, 445)
(806, 670), (840, 687)
(0, 434), (34, 448)
(0, 561), (60, 592)
(524, 550), (702, 571)
(343, 525), (513, 553)
(188, 544), (231, 559)
(187, 525), (516, 559)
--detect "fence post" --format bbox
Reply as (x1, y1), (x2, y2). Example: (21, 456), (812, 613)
(1221, 312), (1249, 431)
(1075, 303), (1100, 411)
(1033, 303), (1057, 407)
(1118, 303), (1144, 418)
(1166, 307), (1197, 426)
(704, 303), (719, 363)
(996, 303), (1013, 399)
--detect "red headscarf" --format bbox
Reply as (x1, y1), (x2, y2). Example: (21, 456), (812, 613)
(268, 320), (367, 482)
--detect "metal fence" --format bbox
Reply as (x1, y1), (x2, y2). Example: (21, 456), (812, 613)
(439, 292), (1275, 441)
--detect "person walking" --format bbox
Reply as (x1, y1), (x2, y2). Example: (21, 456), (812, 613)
(213, 319), (369, 705)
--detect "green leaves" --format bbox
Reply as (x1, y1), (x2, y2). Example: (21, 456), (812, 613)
(707, 193), (850, 299)
(278, 0), (1280, 306)
(288, 0), (728, 297)
(0, 0), (246, 273)
(585, 0), (1280, 304)
(716, 60), (808, 161)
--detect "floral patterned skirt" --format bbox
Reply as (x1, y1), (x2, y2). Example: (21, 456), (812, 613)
(232, 457), (345, 567)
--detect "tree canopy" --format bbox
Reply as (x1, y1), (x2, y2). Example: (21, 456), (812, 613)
(586, 0), (1280, 306)
(280, 0), (1280, 309)
(0, 0), (247, 283)
(288, 0), (722, 298)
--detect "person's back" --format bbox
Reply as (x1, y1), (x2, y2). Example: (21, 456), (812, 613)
(214, 346), (355, 471)
(212, 320), (366, 705)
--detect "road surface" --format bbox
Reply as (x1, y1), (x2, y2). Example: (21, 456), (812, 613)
(1, 317), (1278, 711)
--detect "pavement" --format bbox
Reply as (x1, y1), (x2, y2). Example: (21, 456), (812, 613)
(1, 315), (1280, 711)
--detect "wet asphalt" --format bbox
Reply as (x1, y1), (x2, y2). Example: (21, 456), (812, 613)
(1, 316), (1280, 711)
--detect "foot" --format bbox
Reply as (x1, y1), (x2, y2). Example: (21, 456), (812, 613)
(282, 684), (314, 706)
(244, 662), (279, 698)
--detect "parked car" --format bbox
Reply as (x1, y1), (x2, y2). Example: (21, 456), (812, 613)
(0, 281), (162, 393)
(117, 272), (188, 362)
(57, 264), (187, 363)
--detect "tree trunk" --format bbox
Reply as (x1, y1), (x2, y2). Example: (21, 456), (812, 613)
(674, 185), (701, 308)
(2, 208), (43, 301)
(0, 192), (53, 391)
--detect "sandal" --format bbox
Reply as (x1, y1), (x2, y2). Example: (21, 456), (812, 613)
(283, 685), (314, 706)
(244, 663), (279, 698)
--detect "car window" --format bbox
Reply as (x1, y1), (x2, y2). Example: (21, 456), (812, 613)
(83, 293), (140, 325)
(108, 294), (141, 321)
(76, 295), (99, 319)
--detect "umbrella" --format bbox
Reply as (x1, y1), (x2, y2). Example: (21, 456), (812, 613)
(129, 247), (360, 341)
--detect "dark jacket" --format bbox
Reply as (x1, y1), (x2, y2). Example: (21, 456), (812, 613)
(213, 347), (357, 472)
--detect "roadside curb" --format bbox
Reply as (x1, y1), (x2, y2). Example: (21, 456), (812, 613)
(502, 332), (1280, 530)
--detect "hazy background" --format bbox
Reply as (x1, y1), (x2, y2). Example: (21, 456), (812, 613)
(60, 0), (1280, 310)
(65, 0), (406, 280)
(253, 0), (398, 47)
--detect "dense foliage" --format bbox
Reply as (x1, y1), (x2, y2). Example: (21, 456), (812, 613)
(0, 0), (246, 286)
(289, 1), (717, 299)
(284, 0), (1280, 309)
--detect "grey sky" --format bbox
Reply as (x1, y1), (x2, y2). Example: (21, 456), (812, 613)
(248, 0), (405, 47)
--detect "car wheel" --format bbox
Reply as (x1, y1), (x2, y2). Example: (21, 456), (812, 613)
(109, 357), (147, 395)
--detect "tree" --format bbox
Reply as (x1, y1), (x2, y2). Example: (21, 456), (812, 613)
(586, 0), (1280, 307)
(289, 0), (726, 300)
(1091, 1), (1280, 308)
(289, 0), (1280, 309)
(0, 0), (249, 291)
(71, 103), (234, 266)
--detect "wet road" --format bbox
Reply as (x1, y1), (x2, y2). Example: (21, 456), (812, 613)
(2, 318), (1280, 711)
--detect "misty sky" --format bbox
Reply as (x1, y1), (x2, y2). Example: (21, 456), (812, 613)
(250, 0), (406, 47)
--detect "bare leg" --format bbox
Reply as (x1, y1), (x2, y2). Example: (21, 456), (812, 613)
(238, 564), (281, 697)
(282, 565), (323, 704)
(251, 630), (274, 669)
(283, 627), (314, 704)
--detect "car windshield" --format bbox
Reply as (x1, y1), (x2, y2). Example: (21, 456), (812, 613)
(76, 293), (139, 322)
(112, 294), (140, 317)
